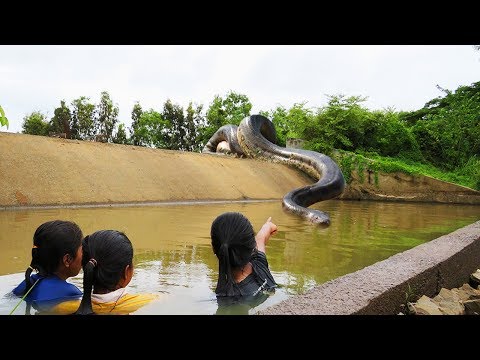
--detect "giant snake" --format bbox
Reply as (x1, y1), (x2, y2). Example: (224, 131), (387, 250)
(202, 114), (345, 226)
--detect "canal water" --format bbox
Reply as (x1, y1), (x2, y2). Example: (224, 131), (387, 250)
(0, 200), (478, 315)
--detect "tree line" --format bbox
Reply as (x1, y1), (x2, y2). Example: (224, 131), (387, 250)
(18, 82), (480, 189)
(20, 91), (252, 152)
(261, 82), (479, 189)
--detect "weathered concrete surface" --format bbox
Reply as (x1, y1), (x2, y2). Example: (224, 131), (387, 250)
(259, 220), (480, 315)
(2, 132), (478, 208)
(0, 132), (312, 207)
(340, 169), (480, 205)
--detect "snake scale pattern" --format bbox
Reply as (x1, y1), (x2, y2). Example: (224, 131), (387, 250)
(202, 115), (345, 226)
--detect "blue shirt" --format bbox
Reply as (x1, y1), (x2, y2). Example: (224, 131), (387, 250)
(12, 273), (82, 312)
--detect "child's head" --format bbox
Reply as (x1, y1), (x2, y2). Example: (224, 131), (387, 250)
(24, 220), (83, 294)
(76, 230), (134, 315)
(210, 212), (256, 296)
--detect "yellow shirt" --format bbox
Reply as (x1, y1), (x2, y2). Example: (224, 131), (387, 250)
(51, 288), (160, 315)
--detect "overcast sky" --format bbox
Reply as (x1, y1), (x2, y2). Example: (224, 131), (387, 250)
(1, 45), (479, 134)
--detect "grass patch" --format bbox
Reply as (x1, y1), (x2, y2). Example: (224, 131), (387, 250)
(333, 150), (479, 190)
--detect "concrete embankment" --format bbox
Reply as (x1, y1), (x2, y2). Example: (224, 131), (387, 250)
(2, 131), (479, 208)
(259, 220), (480, 315)
(0, 132), (312, 208)
(339, 169), (480, 205)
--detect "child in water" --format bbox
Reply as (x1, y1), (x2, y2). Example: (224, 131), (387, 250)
(54, 229), (159, 315)
(12, 220), (84, 313)
(210, 212), (278, 298)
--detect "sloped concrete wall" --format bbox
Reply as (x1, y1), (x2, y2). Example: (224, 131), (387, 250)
(340, 170), (480, 205)
(259, 220), (480, 315)
(0, 132), (311, 207)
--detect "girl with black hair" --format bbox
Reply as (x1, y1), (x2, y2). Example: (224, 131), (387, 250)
(12, 220), (84, 313)
(211, 212), (278, 298)
(54, 230), (158, 315)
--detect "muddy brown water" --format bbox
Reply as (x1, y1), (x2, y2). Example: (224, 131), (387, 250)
(1, 200), (478, 315)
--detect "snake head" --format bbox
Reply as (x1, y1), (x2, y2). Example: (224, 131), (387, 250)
(306, 210), (330, 226)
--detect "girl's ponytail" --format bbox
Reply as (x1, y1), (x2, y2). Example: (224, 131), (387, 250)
(216, 243), (236, 296)
(75, 258), (97, 315)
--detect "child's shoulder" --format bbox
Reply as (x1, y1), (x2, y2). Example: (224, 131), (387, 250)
(251, 249), (268, 263)
(40, 276), (82, 296)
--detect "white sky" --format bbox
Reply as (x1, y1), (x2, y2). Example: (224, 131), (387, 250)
(1, 45), (479, 134)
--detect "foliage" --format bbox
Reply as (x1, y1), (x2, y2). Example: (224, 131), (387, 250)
(134, 109), (170, 148)
(95, 91), (119, 142)
(185, 102), (204, 152)
(262, 103), (309, 147)
(71, 96), (95, 140)
(292, 95), (366, 155)
(0, 105), (9, 129)
(129, 102), (143, 146)
(207, 91), (252, 126)
(162, 99), (184, 150)
(334, 151), (380, 186)
(298, 96), (419, 160)
(403, 283), (419, 314)
(337, 150), (479, 190)
(338, 153), (354, 184)
(112, 123), (128, 144)
(9, 81), (480, 191)
(362, 109), (423, 161)
(50, 100), (71, 137)
(407, 82), (480, 170)
(22, 111), (50, 136)
(198, 91), (252, 146)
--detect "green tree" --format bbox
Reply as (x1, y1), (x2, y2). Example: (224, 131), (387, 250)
(0, 105), (9, 129)
(409, 81), (480, 169)
(185, 102), (204, 151)
(95, 91), (119, 142)
(71, 96), (95, 140)
(22, 111), (50, 136)
(50, 100), (72, 138)
(162, 99), (185, 150)
(112, 123), (128, 144)
(362, 109), (422, 160)
(199, 91), (252, 146)
(135, 110), (171, 148)
(261, 105), (298, 147)
(289, 99), (340, 154)
(130, 102), (143, 146)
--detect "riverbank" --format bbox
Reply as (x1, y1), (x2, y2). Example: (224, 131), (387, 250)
(0, 132), (311, 207)
(259, 220), (480, 315)
(1, 131), (479, 208)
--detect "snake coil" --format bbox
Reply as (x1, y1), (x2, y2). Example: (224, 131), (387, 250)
(202, 115), (345, 226)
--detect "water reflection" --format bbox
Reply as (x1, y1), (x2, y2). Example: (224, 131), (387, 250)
(215, 292), (274, 315)
(0, 200), (478, 314)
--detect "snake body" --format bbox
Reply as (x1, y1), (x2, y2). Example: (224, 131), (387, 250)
(202, 125), (245, 156)
(202, 115), (345, 226)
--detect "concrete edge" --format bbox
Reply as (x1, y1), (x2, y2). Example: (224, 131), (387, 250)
(258, 220), (480, 315)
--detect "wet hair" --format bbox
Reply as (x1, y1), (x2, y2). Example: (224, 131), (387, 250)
(210, 212), (256, 297)
(75, 230), (133, 315)
(23, 220), (83, 296)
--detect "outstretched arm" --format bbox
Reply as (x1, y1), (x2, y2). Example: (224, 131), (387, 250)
(255, 217), (277, 253)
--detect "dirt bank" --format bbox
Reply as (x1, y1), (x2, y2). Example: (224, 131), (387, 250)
(1, 131), (478, 208)
(0, 132), (313, 207)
